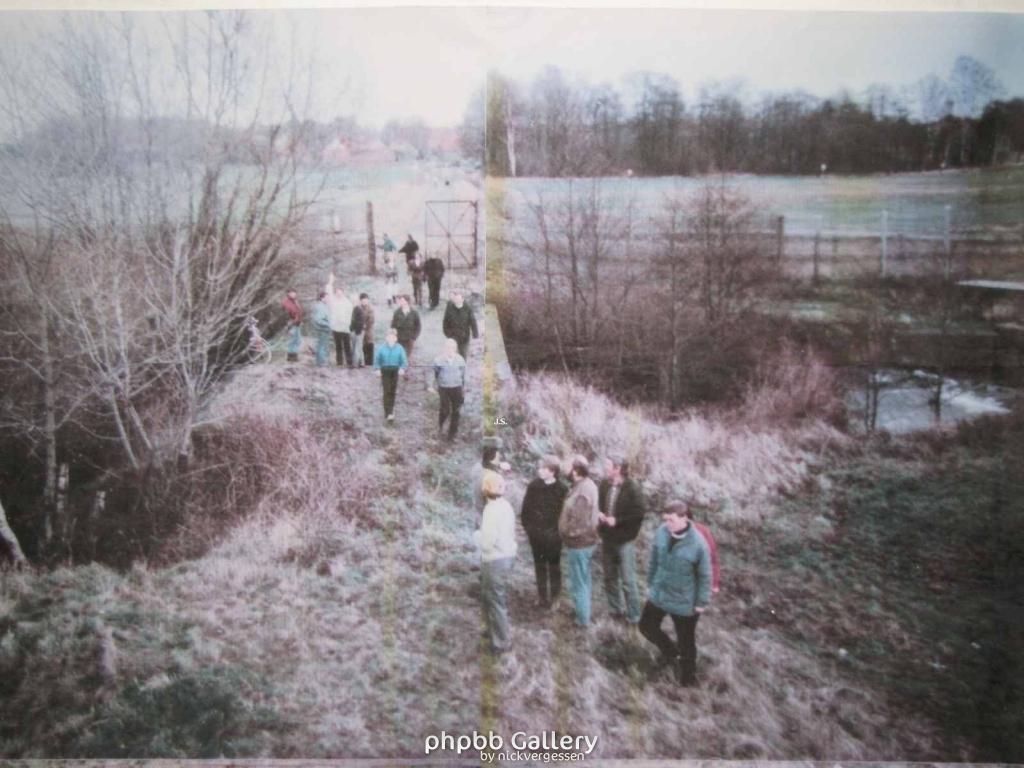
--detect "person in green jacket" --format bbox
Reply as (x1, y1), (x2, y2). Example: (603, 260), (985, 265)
(639, 499), (712, 687)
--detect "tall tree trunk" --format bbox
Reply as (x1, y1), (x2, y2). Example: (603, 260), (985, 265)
(505, 99), (517, 178)
(40, 306), (57, 546)
(0, 498), (28, 566)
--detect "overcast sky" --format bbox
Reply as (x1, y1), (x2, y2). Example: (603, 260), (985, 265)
(0, 7), (1022, 127)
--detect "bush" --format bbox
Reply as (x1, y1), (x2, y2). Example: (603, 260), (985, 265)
(77, 667), (279, 758)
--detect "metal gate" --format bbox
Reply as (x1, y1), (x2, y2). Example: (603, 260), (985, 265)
(425, 200), (478, 270)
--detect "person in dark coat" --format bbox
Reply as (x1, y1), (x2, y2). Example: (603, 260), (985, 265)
(520, 455), (568, 608)
(598, 456), (645, 624)
(390, 294), (421, 361)
(409, 253), (425, 307)
(399, 234), (420, 269)
(424, 254), (446, 309)
(442, 290), (479, 359)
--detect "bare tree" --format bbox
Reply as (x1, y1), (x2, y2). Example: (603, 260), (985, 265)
(0, 11), (326, 558)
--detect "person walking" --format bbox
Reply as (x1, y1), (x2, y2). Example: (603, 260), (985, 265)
(432, 338), (466, 442)
(639, 500), (712, 687)
(311, 289), (332, 368)
(558, 455), (600, 628)
(282, 288), (304, 363)
(326, 274), (354, 367)
(442, 290), (479, 360)
(424, 253), (445, 310)
(521, 455), (568, 609)
(399, 233), (420, 269)
(391, 295), (421, 361)
(350, 293), (373, 368)
(350, 293), (367, 368)
(598, 456), (645, 625)
(382, 250), (399, 308)
(475, 472), (517, 655)
(409, 252), (426, 307)
(373, 328), (408, 422)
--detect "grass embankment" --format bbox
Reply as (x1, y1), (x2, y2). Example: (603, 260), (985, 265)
(488, 373), (1022, 761)
(0, 278), (490, 759)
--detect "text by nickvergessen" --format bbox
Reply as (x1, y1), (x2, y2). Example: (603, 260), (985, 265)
(424, 730), (598, 761)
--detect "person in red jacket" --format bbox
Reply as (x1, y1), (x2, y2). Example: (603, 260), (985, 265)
(282, 288), (304, 363)
(683, 502), (720, 594)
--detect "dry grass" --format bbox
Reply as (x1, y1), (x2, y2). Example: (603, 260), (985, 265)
(505, 372), (848, 524)
(0, 318), (953, 760)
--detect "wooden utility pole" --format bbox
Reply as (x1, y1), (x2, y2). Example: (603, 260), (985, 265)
(366, 202), (377, 276)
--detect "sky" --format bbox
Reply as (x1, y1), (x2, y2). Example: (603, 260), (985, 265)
(0, 6), (1022, 127)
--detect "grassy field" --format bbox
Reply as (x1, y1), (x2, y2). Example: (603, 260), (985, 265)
(502, 165), (1024, 237)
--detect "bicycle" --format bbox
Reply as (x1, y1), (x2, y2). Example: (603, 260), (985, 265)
(245, 316), (273, 364)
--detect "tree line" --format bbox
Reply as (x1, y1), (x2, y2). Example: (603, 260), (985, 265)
(464, 56), (1024, 177)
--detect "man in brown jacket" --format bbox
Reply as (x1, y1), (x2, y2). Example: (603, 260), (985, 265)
(559, 455), (600, 627)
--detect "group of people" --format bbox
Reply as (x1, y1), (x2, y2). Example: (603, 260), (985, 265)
(475, 448), (720, 687)
(279, 268), (480, 439)
(379, 233), (447, 310)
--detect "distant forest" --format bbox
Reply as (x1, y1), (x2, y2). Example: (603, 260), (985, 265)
(463, 55), (1024, 177)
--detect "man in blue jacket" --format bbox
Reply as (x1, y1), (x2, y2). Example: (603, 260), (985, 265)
(639, 499), (712, 686)
(373, 328), (408, 422)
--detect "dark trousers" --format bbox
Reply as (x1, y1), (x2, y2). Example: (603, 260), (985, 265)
(529, 541), (561, 605)
(363, 341), (374, 365)
(438, 385), (464, 438)
(399, 339), (415, 361)
(380, 368), (399, 417)
(333, 332), (353, 366)
(454, 337), (470, 359)
(639, 601), (700, 683)
(427, 276), (442, 308)
(412, 279), (424, 306)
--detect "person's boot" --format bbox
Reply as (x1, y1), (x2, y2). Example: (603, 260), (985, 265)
(676, 657), (696, 687)
(286, 353), (298, 363)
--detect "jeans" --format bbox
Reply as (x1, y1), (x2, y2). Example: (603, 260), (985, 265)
(351, 332), (365, 366)
(315, 328), (332, 366)
(565, 545), (596, 626)
(287, 324), (302, 355)
(530, 540), (561, 605)
(602, 540), (642, 623)
(333, 331), (353, 366)
(639, 601), (700, 683)
(438, 385), (464, 439)
(428, 276), (442, 308)
(380, 368), (399, 416)
(482, 557), (514, 651)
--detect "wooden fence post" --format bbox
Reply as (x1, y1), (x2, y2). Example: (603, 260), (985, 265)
(944, 204), (953, 280)
(880, 210), (889, 278)
(775, 215), (785, 274)
(366, 202), (377, 276)
(812, 215), (822, 285)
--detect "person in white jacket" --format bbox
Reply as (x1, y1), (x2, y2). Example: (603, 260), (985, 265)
(476, 471), (517, 654)
(326, 273), (354, 367)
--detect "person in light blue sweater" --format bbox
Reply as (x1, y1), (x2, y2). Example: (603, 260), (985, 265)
(373, 328), (408, 422)
(432, 338), (466, 441)
(311, 290), (332, 367)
